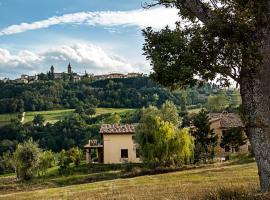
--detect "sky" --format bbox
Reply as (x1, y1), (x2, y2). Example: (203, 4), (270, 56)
(0, 0), (180, 79)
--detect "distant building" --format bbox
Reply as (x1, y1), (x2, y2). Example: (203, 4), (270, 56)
(208, 112), (250, 158)
(68, 63), (72, 74)
(15, 78), (28, 84)
(50, 65), (54, 74)
(73, 74), (81, 82)
(16, 63), (144, 83)
(85, 124), (141, 164)
(126, 73), (143, 78)
(28, 75), (38, 82)
(21, 74), (29, 80)
(94, 72), (143, 80)
(2, 78), (9, 83)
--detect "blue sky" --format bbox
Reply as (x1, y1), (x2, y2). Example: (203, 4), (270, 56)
(0, 0), (179, 79)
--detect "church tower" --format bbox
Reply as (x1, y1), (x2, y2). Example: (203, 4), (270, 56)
(68, 63), (72, 74)
(50, 65), (54, 74)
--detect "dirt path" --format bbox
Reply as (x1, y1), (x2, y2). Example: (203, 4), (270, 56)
(20, 112), (25, 123)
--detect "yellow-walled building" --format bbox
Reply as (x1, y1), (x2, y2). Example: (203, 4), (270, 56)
(85, 124), (141, 164)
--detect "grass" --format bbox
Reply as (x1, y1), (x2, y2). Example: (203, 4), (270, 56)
(0, 108), (134, 124)
(23, 109), (74, 123)
(0, 162), (260, 200)
(0, 113), (19, 122)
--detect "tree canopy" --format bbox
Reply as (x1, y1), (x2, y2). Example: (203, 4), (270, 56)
(143, 0), (270, 191)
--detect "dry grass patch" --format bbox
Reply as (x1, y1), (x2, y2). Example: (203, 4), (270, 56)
(0, 162), (260, 200)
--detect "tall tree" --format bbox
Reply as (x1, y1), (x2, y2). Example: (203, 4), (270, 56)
(135, 111), (194, 165)
(206, 92), (229, 112)
(191, 110), (218, 163)
(220, 127), (247, 153)
(143, 0), (270, 191)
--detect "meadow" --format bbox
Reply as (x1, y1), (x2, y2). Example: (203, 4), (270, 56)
(0, 162), (261, 200)
(0, 108), (134, 124)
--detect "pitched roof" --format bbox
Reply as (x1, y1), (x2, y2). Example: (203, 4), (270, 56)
(100, 124), (137, 134)
(208, 112), (244, 128)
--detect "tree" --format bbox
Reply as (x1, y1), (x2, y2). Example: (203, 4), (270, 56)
(143, 0), (270, 191)
(135, 107), (194, 166)
(85, 107), (96, 117)
(191, 110), (218, 163)
(103, 113), (121, 124)
(13, 140), (41, 180)
(75, 106), (84, 115)
(220, 128), (247, 153)
(38, 150), (55, 176)
(67, 147), (83, 167)
(206, 93), (229, 112)
(33, 114), (45, 126)
(160, 100), (181, 127)
(229, 89), (242, 109)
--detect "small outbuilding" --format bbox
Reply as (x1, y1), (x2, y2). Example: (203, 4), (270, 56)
(84, 124), (141, 164)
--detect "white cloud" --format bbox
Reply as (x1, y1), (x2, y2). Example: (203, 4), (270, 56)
(0, 43), (148, 79)
(0, 7), (179, 36)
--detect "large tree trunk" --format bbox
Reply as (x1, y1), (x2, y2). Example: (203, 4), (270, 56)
(240, 29), (270, 192)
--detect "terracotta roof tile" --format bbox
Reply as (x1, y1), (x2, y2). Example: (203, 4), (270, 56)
(208, 113), (244, 128)
(100, 124), (138, 134)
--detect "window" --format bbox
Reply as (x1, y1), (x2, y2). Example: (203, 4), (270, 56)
(136, 148), (140, 158)
(121, 149), (128, 158)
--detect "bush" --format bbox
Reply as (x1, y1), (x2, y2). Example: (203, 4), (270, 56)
(38, 150), (55, 176)
(201, 187), (266, 200)
(58, 147), (83, 175)
(13, 140), (41, 180)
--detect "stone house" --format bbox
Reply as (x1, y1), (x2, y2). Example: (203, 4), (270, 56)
(208, 112), (250, 158)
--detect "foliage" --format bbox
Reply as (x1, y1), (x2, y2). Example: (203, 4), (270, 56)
(67, 147), (83, 167)
(192, 110), (218, 163)
(33, 114), (45, 126)
(38, 150), (55, 176)
(206, 92), (229, 112)
(103, 113), (121, 124)
(160, 100), (181, 127)
(0, 77), (226, 114)
(13, 139), (41, 180)
(135, 103), (194, 166)
(220, 128), (247, 153)
(85, 107), (96, 116)
(0, 151), (14, 174)
(142, 0), (270, 190)
(58, 147), (83, 175)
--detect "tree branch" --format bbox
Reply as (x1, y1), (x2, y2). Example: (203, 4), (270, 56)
(177, 0), (213, 23)
(143, 0), (213, 23)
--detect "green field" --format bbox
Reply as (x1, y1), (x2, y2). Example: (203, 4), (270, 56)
(0, 108), (134, 124)
(0, 162), (259, 200)
(0, 113), (19, 122)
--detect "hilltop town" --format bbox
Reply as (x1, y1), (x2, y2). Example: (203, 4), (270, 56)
(1, 63), (144, 84)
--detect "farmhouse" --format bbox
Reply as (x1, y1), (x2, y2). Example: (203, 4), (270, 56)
(208, 112), (250, 158)
(84, 124), (141, 164)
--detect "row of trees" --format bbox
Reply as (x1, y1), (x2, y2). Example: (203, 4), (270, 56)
(0, 140), (83, 180)
(0, 77), (236, 114)
(135, 101), (247, 166)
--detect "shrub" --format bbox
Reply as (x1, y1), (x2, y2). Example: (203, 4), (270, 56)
(201, 187), (266, 200)
(58, 147), (83, 175)
(38, 150), (55, 176)
(13, 139), (41, 180)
